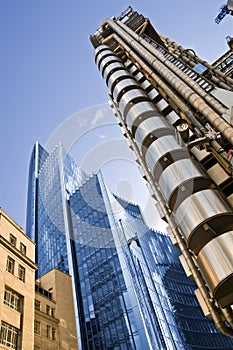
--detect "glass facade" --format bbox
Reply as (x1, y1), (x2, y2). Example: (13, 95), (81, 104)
(26, 142), (233, 350)
(116, 211), (233, 350)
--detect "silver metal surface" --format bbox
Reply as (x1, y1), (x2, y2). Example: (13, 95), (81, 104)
(118, 89), (147, 117)
(197, 231), (233, 307)
(99, 56), (121, 77)
(103, 62), (125, 81)
(125, 100), (156, 128)
(175, 189), (233, 254)
(156, 99), (169, 112)
(107, 69), (132, 90)
(141, 80), (152, 90)
(145, 135), (185, 173)
(158, 159), (210, 209)
(96, 49), (114, 68)
(94, 44), (109, 61)
(112, 79), (138, 102)
(135, 116), (173, 146)
(132, 71), (144, 81)
(147, 89), (160, 101)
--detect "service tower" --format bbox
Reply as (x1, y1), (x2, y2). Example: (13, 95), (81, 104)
(90, 7), (233, 337)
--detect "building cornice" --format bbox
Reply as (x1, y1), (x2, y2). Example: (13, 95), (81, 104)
(0, 234), (38, 270)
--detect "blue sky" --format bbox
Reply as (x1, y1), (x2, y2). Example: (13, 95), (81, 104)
(1, 1), (232, 231)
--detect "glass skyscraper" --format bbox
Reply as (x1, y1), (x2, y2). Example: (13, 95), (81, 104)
(26, 141), (233, 349)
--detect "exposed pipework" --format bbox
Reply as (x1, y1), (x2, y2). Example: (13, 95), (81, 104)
(110, 97), (233, 338)
(105, 19), (233, 145)
(101, 32), (233, 175)
(160, 35), (233, 88)
(90, 8), (233, 337)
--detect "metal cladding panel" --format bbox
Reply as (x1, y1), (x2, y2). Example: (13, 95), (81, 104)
(197, 231), (233, 307)
(133, 71), (145, 81)
(175, 189), (233, 254)
(99, 56), (122, 77)
(96, 50), (115, 69)
(112, 78), (138, 102)
(158, 159), (211, 209)
(145, 135), (185, 173)
(107, 69), (132, 89)
(148, 89), (160, 100)
(94, 44), (110, 61)
(118, 89), (147, 116)
(134, 116), (173, 146)
(140, 79), (152, 90)
(103, 62), (125, 81)
(125, 101), (157, 128)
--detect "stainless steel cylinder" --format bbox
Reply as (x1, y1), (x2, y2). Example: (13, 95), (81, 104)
(197, 231), (233, 307)
(175, 189), (233, 254)
(134, 116), (174, 156)
(107, 69), (132, 90)
(158, 159), (211, 210)
(96, 49), (116, 69)
(145, 135), (188, 178)
(103, 62), (125, 82)
(112, 79), (139, 102)
(125, 100), (157, 128)
(118, 89), (147, 118)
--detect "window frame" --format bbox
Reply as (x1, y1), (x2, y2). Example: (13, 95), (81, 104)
(9, 234), (17, 247)
(0, 321), (19, 348)
(34, 300), (41, 311)
(46, 325), (51, 339)
(19, 242), (26, 255)
(6, 256), (15, 275)
(18, 264), (26, 282)
(34, 320), (41, 335)
(46, 305), (51, 316)
(51, 327), (56, 341)
(4, 287), (23, 312)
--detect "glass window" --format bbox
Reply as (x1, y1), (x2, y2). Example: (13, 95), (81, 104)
(18, 265), (25, 282)
(4, 287), (23, 312)
(46, 305), (50, 315)
(9, 234), (17, 247)
(34, 320), (40, 335)
(20, 243), (26, 255)
(46, 325), (50, 339)
(51, 308), (55, 317)
(6, 256), (15, 274)
(0, 321), (18, 348)
(35, 300), (40, 311)
(52, 328), (56, 341)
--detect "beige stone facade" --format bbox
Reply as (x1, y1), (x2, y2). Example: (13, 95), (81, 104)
(0, 209), (78, 350)
(34, 269), (78, 350)
(0, 208), (37, 349)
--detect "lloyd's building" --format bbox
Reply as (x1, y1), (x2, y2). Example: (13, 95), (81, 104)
(90, 6), (233, 338)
